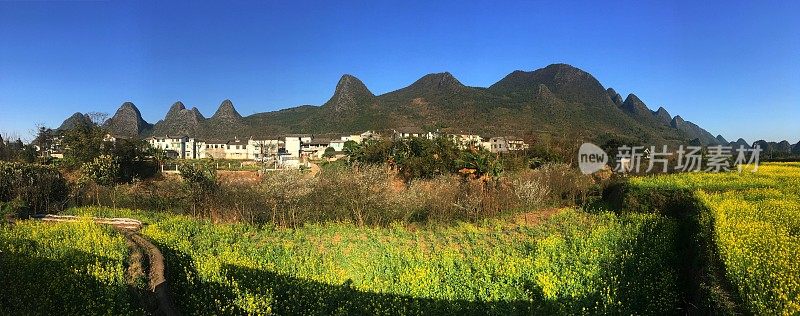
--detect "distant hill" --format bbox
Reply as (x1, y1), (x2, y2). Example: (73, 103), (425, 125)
(57, 112), (94, 131)
(59, 63), (729, 145)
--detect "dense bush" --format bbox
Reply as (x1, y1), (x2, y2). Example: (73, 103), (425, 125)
(76, 162), (598, 227)
(347, 137), (504, 182)
(0, 161), (69, 216)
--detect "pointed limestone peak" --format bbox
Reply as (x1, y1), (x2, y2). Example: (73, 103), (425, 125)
(106, 101), (151, 137)
(166, 101), (187, 118)
(670, 115), (686, 128)
(151, 102), (206, 137)
(58, 112), (94, 130)
(169, 101), (186, 111)
(489, 63), (608, 105)
(776, 140), (792, 152)
(408, 72), (466, 93)
(335, 74), (373, 95)
(323, 74), (376, 112)
(730, 138), (751, 149)
(116, 101), (143, 118)
(621, 93), (650, 114)
(212, 99), (243, 120)
(716, 135), (728, 144)
(606, 88), (623, 106)
(190, 107), (205, 120)
(652, 106), (672, 125)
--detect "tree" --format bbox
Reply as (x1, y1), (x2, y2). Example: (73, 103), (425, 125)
(0, 134), (6, 161)
(61, 124), (105, 167)
(21, 145), (37, 163)
(457, 149), (503, 180)
(343, 140), (362, 163)
(110, 139), (158, 182)
(178, 161), (217, 217)
(323, 146), (336, 158)
(80, 155), (120, 206)
(32, 126), (57, 162)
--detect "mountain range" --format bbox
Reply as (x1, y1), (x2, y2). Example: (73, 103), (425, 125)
(57, 63), (789, 149)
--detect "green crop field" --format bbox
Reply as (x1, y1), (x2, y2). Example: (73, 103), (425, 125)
(0, 220), (135, 315)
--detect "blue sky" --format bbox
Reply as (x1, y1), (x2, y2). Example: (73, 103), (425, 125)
(1, 0), (798, 142)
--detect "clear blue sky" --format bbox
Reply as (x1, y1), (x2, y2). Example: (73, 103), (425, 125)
(1, 0), (798, 143)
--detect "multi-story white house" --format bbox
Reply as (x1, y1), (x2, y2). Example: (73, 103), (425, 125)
(248, 138), (281, 161)
(147, 136), (206, 159)
(448, 134), (483, 149)
(486, 136), (529, 153)
(392, 128), (441, 140)
(283, 136), (302, 158)
(224, 138), (249, 160)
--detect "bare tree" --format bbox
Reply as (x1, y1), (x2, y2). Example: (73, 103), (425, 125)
(86, 112), (110, 126)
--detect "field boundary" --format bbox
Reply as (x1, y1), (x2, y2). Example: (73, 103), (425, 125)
(608, 183), (746, 314)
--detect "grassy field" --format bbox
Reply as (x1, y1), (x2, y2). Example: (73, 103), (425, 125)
(0, 220), (135, 315)
(628, 162), (800, 314)
(62, 207), (680, 315)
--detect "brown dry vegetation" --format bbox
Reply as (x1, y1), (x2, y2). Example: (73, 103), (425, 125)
(68, 162), (600, 227)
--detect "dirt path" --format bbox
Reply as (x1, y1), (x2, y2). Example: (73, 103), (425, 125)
(119, 229), (181, 316)
(307, 161), (321, 177)
(31, 215), (180, 315)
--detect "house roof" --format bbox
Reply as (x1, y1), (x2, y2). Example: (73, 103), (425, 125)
(149, 135), (189, 140)
(394, 127), (426, 134)
(307, 138), (332, 146)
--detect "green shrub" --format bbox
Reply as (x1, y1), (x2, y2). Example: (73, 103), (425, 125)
(0, 161), (69, 216)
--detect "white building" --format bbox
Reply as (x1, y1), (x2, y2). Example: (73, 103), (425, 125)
(330, 139), (346, 152)
(448, 134), (483, 149)
(147, 136), (206, 159)
(301, 138), (332, 159)
(284, 136), (301, 158)
(224, 138), (249, 160)
(486, 136), (529, 153)
(340, 134), (363, 144)
(248, 138), (282, 161)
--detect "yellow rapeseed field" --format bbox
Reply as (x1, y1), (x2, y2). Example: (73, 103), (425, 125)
(631, 162), (800, 315)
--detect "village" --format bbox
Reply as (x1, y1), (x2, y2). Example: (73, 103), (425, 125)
(142, 129), (530, 168)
